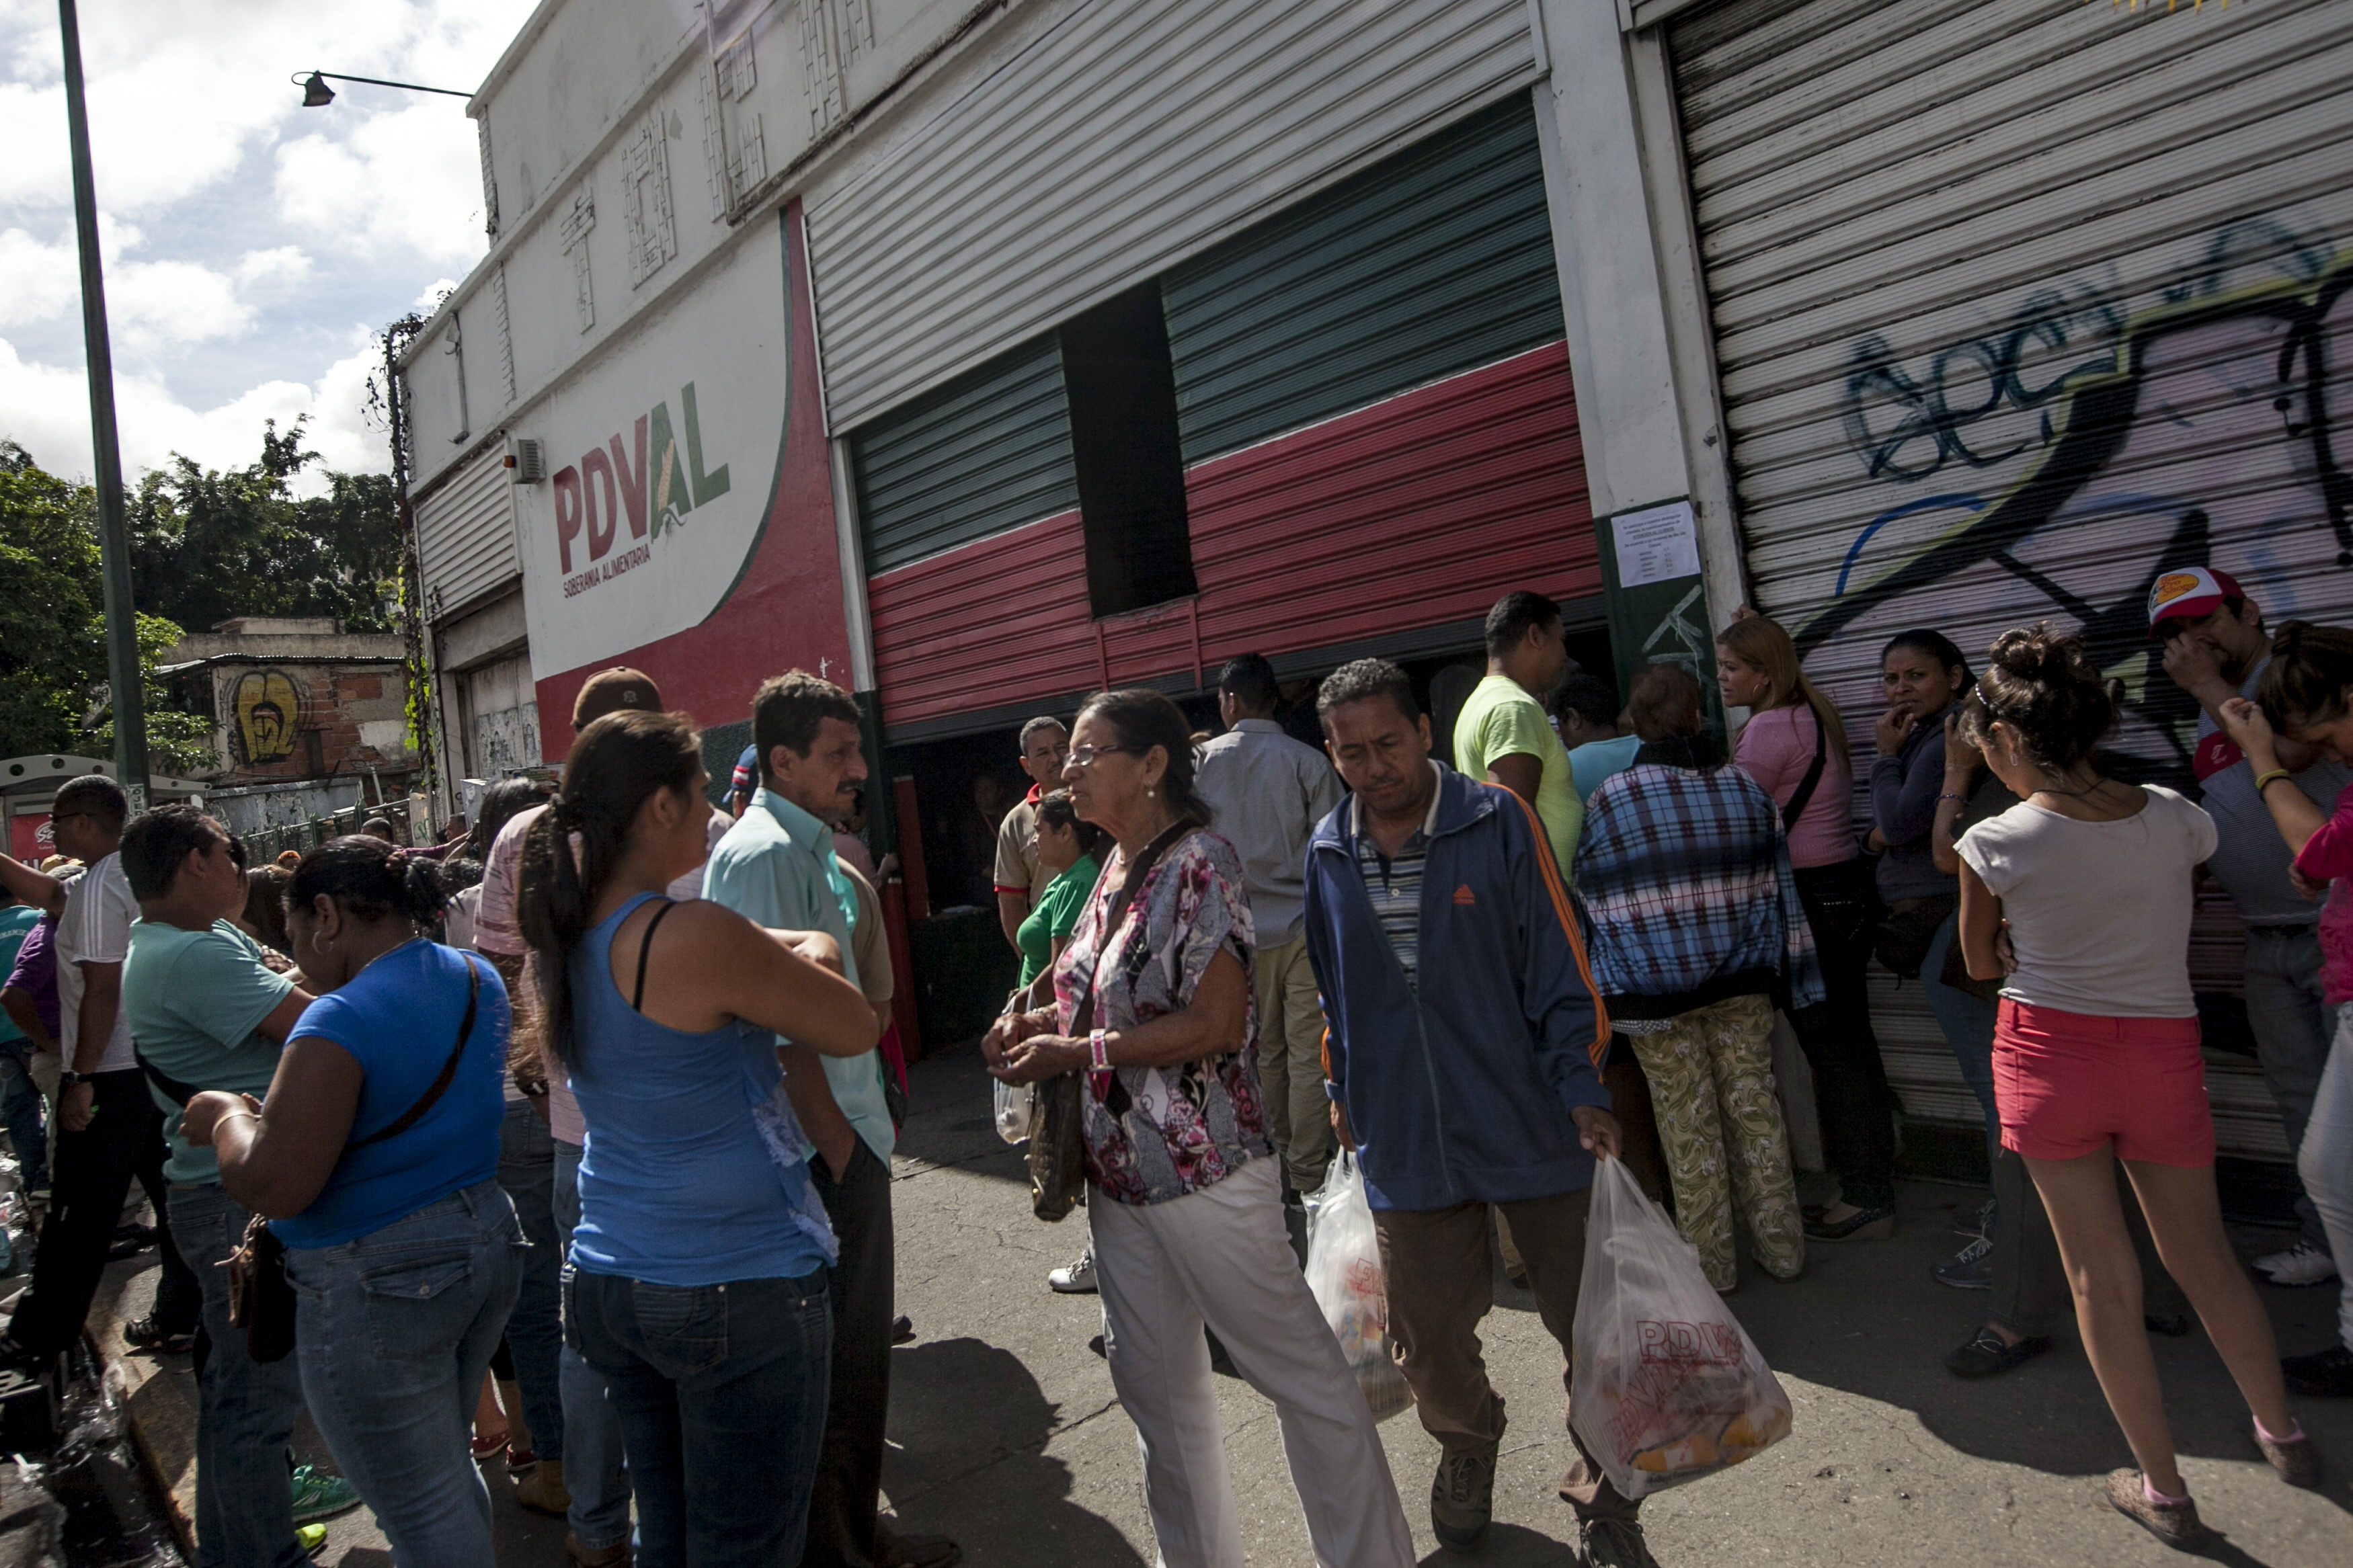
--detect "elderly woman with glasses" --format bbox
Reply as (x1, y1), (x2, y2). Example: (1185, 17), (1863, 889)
(984, 688), (1411, 1568)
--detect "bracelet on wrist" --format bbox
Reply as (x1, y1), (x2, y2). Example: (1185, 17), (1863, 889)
(1088, 1028), (1110, 1070)
(2253, 768), (2292, 792)
(1936, 792), (1968, 805)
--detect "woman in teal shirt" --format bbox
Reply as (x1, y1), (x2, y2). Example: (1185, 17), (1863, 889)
(1016, 790), (1104, 999)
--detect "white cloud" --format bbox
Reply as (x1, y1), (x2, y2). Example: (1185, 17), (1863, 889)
(0, 226), (75, 325)
(235, 246), (313, 288)
(274, 98), (488, 265)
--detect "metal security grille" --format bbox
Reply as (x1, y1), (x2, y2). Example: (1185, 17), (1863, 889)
(807, 0), (1538, 431)
(1162, 93), (1563, 467)
(414, 449), (522, 622)
(1670, 0), (2353, 1154)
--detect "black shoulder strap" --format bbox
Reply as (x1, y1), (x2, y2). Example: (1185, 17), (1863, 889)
(350, 958), (481, 1150)
(1070, 823), (1189, 1037)
(633, 899), (680, 1012)
(1781, 706), (1831, 833)
(135, 1048), (202, 1109)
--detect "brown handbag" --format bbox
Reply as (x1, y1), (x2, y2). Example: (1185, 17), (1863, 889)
(227, 963), (481, 1362)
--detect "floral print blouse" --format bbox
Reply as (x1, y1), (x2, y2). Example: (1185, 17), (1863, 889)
(1053, 827), (1273, 1205)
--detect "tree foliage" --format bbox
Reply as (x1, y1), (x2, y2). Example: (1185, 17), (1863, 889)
(0, 424), (399, 777)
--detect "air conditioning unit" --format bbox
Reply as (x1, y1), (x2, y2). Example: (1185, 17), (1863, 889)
(504, 438), (545, 483)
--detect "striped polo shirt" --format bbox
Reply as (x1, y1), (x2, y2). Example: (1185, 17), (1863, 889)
(1350, 764), (1447, 988)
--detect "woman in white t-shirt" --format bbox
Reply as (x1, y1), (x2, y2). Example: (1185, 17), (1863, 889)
(1952, 626), (2314, 1544)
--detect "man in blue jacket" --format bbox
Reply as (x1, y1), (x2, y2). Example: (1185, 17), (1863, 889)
(1302, 659), (1648, 1568)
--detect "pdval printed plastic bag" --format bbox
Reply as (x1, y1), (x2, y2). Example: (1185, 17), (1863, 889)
(1303, 1153), (1412, 1423)
(1568, 1157), (1792, 1497)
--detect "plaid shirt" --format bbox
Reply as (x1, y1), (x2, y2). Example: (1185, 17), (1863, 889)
(1572, 758), (1823, 1013)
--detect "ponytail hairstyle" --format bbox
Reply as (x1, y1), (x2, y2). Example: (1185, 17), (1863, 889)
(1956, 624), (2114, 774)
(1037, 788), (1109, 860)
(1074, 688), (1214, 831)
(2255, 620), (2353, 733)
(285, 836), (449, 930)
(518, 709), (704, 1069)
(1716, 614), (1851, 761)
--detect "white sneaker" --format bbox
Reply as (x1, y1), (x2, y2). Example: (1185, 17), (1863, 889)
(2253, 1241), (2340, 1288)
(1048, 1249), (1098, 1294)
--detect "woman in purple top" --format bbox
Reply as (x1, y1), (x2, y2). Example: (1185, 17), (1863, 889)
(1719, 614), (1898, 1241)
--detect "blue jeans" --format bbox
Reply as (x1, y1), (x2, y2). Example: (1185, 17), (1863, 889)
(1923, 914), (2001, 1190)
(553, 1141), (631, 1550)
(496, 1102), (565, 1459)
(567, 1267), (831, 1568)
(2243, 924), (2335, 1249)
(0, 1043), (47, 1192)
(286, 1182), (525, 1568)
(167, 1183), (309, 1568)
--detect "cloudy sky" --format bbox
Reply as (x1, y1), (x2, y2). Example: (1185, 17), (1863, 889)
(0, 0), (537, 490)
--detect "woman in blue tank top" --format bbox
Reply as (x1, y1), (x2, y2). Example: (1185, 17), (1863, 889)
(516, 709), (878, 1568)
(182, 836), (520, 1567)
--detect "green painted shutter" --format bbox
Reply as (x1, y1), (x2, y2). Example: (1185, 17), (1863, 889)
(1162, 94), (1563, 467)
(850, 335), (1080, 574)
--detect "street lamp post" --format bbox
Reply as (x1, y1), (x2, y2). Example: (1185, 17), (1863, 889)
(56, 0), (145, 810)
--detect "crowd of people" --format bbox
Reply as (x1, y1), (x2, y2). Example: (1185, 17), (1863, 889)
(0, 571), (2340, 1565)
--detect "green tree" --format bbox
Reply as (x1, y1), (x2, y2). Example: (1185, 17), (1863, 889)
(0, 427), (397, 777)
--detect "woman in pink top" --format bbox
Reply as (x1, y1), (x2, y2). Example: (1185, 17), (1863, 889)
(2219, 620), (2353, 1403)
(1718, 614), (1898, 1241)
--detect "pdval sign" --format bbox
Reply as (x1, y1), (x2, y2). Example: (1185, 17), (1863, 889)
(516, 224), (788, 678)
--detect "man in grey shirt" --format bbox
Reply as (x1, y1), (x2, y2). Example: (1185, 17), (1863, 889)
(2155, 565), (2347, 1286)
(1196, 654), (1343, 1202)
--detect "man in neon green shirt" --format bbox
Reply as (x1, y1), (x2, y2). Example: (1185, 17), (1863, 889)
(1453, 590), (1583, 873)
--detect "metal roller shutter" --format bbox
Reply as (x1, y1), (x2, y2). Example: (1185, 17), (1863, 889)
(850, 335), (1079, 574)
(809, 0), (1538, 432)
(1163, 93), (1563, 466)
(1671, 0), (2353, 1157)
(415, 450), (522, 619)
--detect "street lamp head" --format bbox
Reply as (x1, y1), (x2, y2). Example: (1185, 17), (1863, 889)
(300, 71), (334, 108)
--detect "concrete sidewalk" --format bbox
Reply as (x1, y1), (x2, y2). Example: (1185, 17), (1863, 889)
(99, 1042), (2351, 1565)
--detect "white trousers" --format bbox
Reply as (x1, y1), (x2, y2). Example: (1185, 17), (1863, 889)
(1091, 1157), (1412, 1568)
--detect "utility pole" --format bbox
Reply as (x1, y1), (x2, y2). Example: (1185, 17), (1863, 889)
(58, 0), (147, 811)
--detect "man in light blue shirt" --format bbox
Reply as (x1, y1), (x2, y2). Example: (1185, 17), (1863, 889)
(702, 670), (953, 1568)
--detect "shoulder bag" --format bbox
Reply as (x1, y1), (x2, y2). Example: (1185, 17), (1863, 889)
(222, 960), (482, 1363)
(1027, 824), (1187, 1223)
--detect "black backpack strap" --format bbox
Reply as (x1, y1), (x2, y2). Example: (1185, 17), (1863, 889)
(350, 959), (481, 1150)
(135, 1048), (203, 1109)
(633, 899), (680, 1012)
(1781, 706), (1831, 833)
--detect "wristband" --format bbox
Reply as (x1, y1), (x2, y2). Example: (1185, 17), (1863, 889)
(1935, 792), (1968, 805)
(1088, 1028), (1109, 1070)
(2253, 768), (2292, 792)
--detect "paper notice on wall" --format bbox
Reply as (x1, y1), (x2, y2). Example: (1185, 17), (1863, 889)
(1612, 501), (1701, 589)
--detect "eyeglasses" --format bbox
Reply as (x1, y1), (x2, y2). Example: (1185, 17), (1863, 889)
(1065, 744), (1146, 768)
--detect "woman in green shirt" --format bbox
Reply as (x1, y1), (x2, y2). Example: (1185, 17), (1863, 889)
(1016, 790), (1105, 999)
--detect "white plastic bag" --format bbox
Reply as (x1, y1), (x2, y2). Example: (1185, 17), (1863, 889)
(1304, 1153), (1412, 1422)
(1568, 1157), (1792, 1498)
(994, 1079), (1037, 1145)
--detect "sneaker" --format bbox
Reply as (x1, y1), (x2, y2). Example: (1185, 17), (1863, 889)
(106, 1223), (157, 1262)
(1429, 1442), (1498, 1549)
(1047, 1249), (1097, 1294)
(2144, 1313), (2192, 1338)
(567, 1532), (632, 1567)
(1577, 1518), (1662, 1568)
(1932, 1233), (1994, 1290)
(516, 1458), (571, 1516)
(891, 1314), (916, 1346)
(122, 1315), (195, 1355)
(2282, 1344), (2353, 1397)
(875, 1526), (963, 1568)
(1944, 1325), (2051, 1380)
(289, 1465), (362, 1524)
(1963, 1196), (1996, 1239)
(2102, 1468), (2210, 1550)
(298, 1523), (328, 1557)
(2253, 1241), (2340, 1288)
(2251, 1424), (2323, 1489)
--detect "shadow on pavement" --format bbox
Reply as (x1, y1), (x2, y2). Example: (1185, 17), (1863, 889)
(1686, 1182), (2352, 1514)
(895, 1046), (1031, 1186)
(882, 1336), (1144, 1566)
(1417, 1520), (1580, 1565)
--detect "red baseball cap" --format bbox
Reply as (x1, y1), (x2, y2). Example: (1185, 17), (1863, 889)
(2147, 566), (2244, 636)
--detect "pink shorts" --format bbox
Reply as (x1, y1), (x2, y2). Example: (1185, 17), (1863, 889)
(1992, 1000), (2213, 1166)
